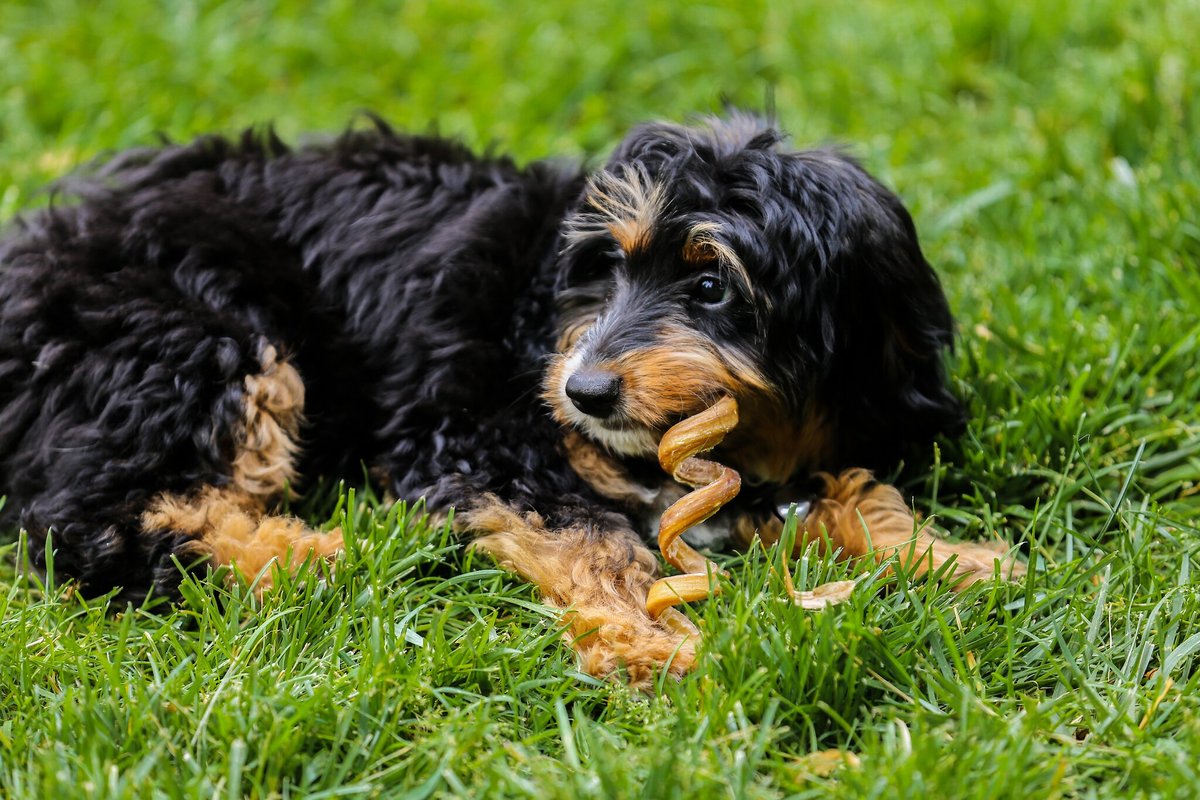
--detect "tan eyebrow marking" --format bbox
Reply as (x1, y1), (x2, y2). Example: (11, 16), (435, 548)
(682, 223), (752, 291)
(564, 165), (666, 256)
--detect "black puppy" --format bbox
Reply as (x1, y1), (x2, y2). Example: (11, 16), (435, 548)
(0, 114), (1021, 685)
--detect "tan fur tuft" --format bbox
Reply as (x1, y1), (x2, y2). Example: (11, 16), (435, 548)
(788, 469), (1025, 587)
(140, 348), (341, 591)
(232, 345), (305, 499)
(462, 496), (695, 688)
(564, 165), (666, 256)
(561, 431), (659, 506)
(142, 487), (342, 590)
(682, 222), (753, 296)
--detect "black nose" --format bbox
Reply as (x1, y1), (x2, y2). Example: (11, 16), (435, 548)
(565, 369), (622, 418)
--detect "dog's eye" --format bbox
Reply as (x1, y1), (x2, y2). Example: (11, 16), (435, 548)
(693, 274), (729, 305)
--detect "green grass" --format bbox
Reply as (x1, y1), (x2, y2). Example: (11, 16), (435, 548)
(2, 0), (1200, 796)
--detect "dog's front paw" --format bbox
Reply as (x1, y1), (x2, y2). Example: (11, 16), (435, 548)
(942, 539), (1026, 590)
(570, 608), (698, 688)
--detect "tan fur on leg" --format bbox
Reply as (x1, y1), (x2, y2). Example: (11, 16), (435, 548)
(141, 347), (342, 591)
(799, 469), (1025, 587)
(462, 498), (695, 688)
(232, 344), (305, 500)
(142, 487), (343, 590)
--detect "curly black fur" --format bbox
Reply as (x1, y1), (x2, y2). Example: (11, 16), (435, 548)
(0, 114), (964, 600)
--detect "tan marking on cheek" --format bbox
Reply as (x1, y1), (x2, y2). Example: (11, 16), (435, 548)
(718, 349), (775, 396)
(617, 350), (733, 426)
(610, 328), (774, 428)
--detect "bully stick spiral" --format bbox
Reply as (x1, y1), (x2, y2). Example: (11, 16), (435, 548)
(646, 396), (741, 629)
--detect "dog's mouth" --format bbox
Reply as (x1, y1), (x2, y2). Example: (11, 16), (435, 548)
(593, 416), (649, 433)
(562, 400), (732, 460)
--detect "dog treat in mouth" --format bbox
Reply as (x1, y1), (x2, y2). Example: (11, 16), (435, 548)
(646, 396), (741, 630)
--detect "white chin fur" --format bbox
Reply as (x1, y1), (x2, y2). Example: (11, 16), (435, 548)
(575, 419), (658, 457)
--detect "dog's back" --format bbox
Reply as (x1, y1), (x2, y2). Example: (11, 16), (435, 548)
(0, 124), (584, 597)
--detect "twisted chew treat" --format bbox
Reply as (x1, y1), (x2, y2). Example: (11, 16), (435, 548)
(646, 396), (741, 628)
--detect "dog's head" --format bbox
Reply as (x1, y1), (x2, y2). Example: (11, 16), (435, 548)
(544, 114), (965, 485)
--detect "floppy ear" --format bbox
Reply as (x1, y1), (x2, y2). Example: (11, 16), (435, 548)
(791, 152), (966, 470)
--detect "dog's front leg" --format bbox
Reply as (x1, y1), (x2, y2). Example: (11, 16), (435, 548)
(460, 496), (696, 688)
(734, 469), (1025, 589)
(800, 469), (1025, 588)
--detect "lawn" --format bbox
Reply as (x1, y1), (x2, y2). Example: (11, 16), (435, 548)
(2, 0), (1199, 797)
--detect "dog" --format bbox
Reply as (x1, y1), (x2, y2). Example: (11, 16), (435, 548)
(0, 114), (1023, 686)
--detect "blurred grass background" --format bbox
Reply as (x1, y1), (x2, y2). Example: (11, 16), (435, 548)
(3, 1), (1200, 797)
